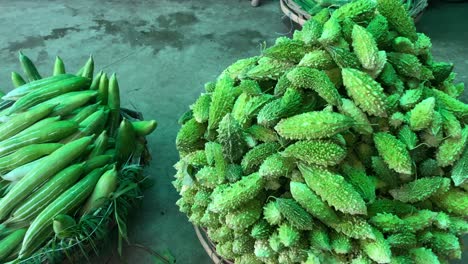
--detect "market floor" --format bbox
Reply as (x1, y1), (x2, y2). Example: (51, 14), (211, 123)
(0, 0), (466, 263)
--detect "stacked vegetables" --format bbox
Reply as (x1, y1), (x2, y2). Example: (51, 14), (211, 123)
(291, 0), (427, 20)
(0, 53), (156, 262)
(174, 0), (468, 263)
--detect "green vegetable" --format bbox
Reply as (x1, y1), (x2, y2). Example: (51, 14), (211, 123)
(0, 120), (78, 157)
(8, 76), (91, 114)
(0, 136), (92, 220)
(19, 167), (104, 258)
(276, 198), (314, 230)
(80, 165), (118, 214)
(3, 74), (75, 100)
(115, 119), (136, 165)
(19, 51), (42, 81)
(11, 72), (26, 88)
(6, 163), (84, 225)
(299, 163), (367, 215)
(53, 56), (66, 76)
(173, 0), (468, 262)
(52, 214), (77, 239)
(0, 143), (62, 173)
(88, 130), (109, 158)
(0, 103), (56, 141)
(107, 73), (120, 136)
(0, 228), (26, 261)
(275, 111), (354, 140)
(80, 55), (94, 79)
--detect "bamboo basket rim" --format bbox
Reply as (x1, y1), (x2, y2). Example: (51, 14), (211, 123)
(194, 225), (234, 264)
(280, 0), (311, 26)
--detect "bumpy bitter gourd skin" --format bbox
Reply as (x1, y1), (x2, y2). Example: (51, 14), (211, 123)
(225, 199), (263, 231)
(293, 19), (323, 45)
(332, 0), (377, 22)
(366, 14), (390, 48)
(387, 52), (429, 80)
(258, 89), (305, 128)
(208, 76), (238, 130)
(275, 111), (354, 140)
(175, 118), (206, 155)
(341, 165), (376, 203)
(298, 50), (335, 70)
(251, 220), (273, 240)
(330, 231), (352, 254)
(290, 182), (340, 225)
(409, 97), (436, 131)
(377, 0), (417, 41)
(339, 98), (373, 135)
(209, 173), (264, 213)
(373, 132), (412, 174)
(258, 153), (295, 180)
(299, 163), (367, 215)
(389, 177), (450, 203)
(452, 147), (468, 186)
(410, 247), (441, 264)
(308, 224), (331, 251)
(287, 67), (342, 107)
(191, 93), (211, 123)
(387, 232), (417, 248)
(352, 24), (385, 75)
(429, 88), (468, 118)
(262, 38), (308, 63)
(217, 113), (247, 163)
(400, 87), (423, 109)
(276, 198), (315, 231)
(241, 142), (281, 174)
(342, 68), (388, 117)
(282, 140), (347, 166)
(233, 93), (273, 127)
(319, 16), (342, 45)
(174, 0), (468, 262)
(436, 127), (468, 167)
(245, 57), (293, 81)
(432, 188), (468, 217)
(278, 224), (300, 247)
(263, 201), (282, 226)
(222, 57), (259, 80)
(369, 213), (408, 233)
(360, 228), (392, 263)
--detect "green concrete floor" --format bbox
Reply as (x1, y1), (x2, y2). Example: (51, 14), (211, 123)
(0, 0), (466, 263)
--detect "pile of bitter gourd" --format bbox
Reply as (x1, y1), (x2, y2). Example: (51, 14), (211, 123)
(292, 0), (425, 19)
(0, 53), (156, 262)
(174, 0), (468, 263)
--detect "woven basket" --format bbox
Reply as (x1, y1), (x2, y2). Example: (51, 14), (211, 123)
(280, 0), (428, 26)
(280, 0), (312, 26)
(195, 225), (234, 264)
